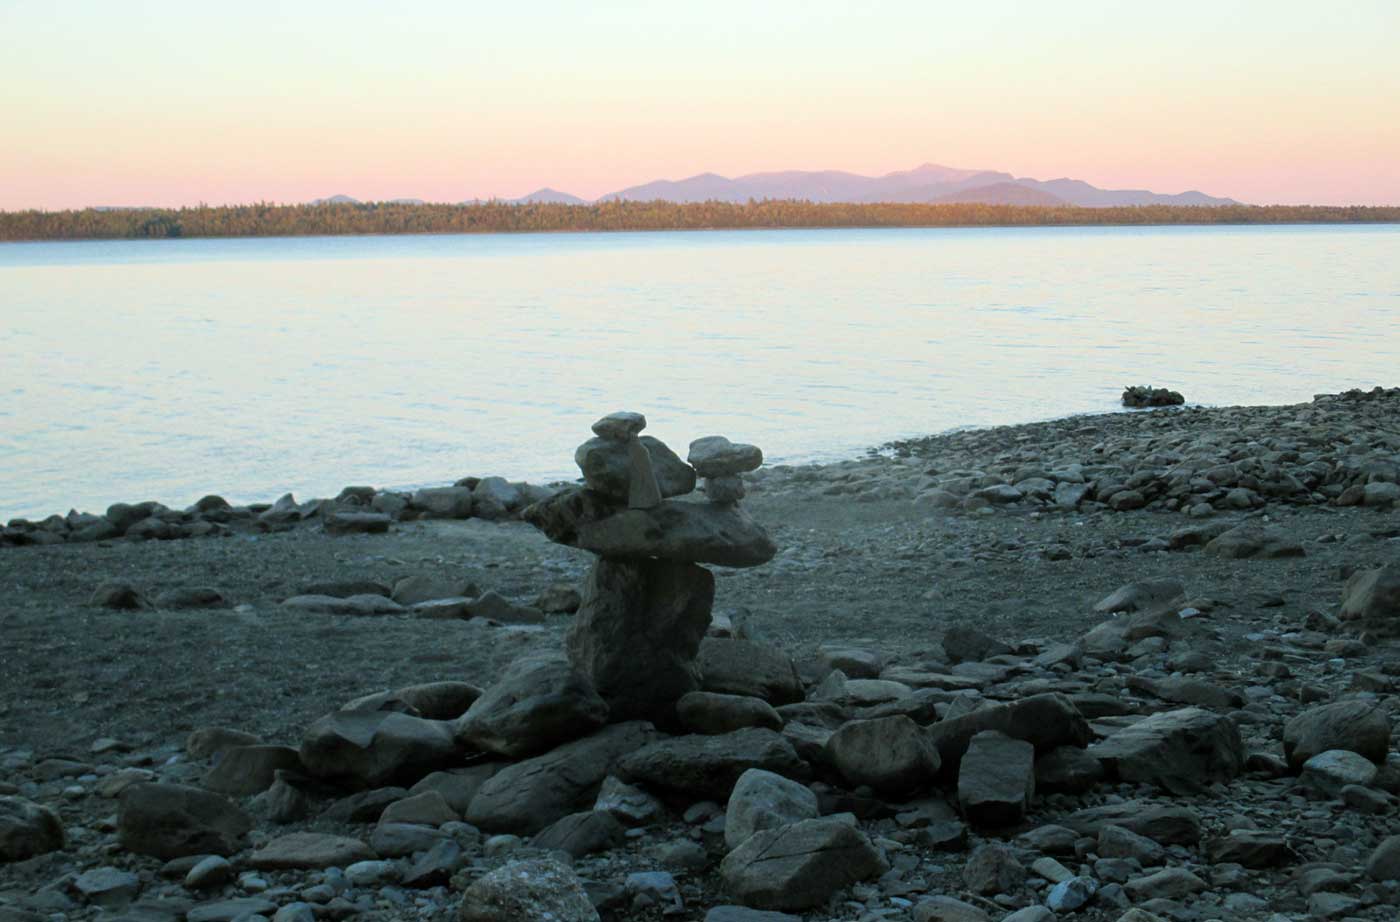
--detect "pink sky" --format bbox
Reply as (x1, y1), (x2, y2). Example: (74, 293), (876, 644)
(2, 1), (1397, 210)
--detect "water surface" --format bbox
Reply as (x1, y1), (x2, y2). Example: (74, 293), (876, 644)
(3, 225), (1397, 519)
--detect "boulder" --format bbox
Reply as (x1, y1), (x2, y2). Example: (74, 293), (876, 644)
(567, 558), (714, 723)
(826, 716), (939, 797)
(203, 745), (301, 796)
(1301, 749), (1379, 797)
(618, 728), (808, 800)
(0, 796), (65, 861)
(523, 489), (776, 567)
(941, 627), (1011, 664)
(1093, 579), (1185, 614)
(117, 783), (252, 859)
(1203, 525), (1304, 559)
(1062, 801), (1201, 845)
(678, 691), (783, 734)
(1367, 835), (1400, 881)
(1207, 830), (1294, 868)
(472, 477), (522, 520)
(345, 681), (483, 721)
(594, 776), (667, 827)
(323, 511), (392, 535)
(379, 790), (459, 826)
(574, 436), (696, 501)
(957, 731), (1034, 826)
(391, 574), (479, 606)
(1089, 707), (1244, 794)
(248, 832), (375, 870)
(466, 722), (655, 834)
(531, 810), (625, 857)
(1282, 699), (1390, 770)
(697, 638), (804, 705)
(926, 693), (1091, 778)
(458, 856), (600, 922)
(73, 867), (140, 908)
(186, 727), (261, 760)
(412, 486), (474, 519)
(1121, 385), (1184, 408)
(300, 711), (459, 788)
(456, 654), (608, 758)
(962, 843), (1026, 894)
(463, 591), (545, 624)
(410, 765), (502, 814)
(719, 817), (886, 911)
(724, 768), (819, 850)
(1339, 564), (1400, 636)
(1033, 745), (1104, 794)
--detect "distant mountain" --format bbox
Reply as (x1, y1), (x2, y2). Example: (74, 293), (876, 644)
(512, 187), (588, 205)
(387, 198), (425, 205)
(299, 165), (1235, 211)
(932, 182), (1067, 206)
(600, 163), (1236, 208)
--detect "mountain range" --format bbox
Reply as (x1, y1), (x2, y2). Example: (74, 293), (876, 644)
(312, 163), (1238, 209)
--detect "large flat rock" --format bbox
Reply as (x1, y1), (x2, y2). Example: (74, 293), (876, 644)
(523, 489), (776, 567)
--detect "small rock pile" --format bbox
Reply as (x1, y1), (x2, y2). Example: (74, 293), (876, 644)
(764, 387), (1400, 515)
(0, 476), (554, 548)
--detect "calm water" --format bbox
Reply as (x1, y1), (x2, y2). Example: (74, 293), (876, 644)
(3, 225), (1398, 520)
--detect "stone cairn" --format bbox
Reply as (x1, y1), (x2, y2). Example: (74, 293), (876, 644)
(522, 411), (775, 724)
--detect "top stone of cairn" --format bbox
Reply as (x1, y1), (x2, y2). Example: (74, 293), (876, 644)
(687, 436), (764, 478)
(591, 412), (647, 442)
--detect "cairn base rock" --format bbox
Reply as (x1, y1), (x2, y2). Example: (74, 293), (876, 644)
(568, 557), (715, 723)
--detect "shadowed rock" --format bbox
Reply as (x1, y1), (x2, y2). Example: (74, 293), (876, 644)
(568, 558), (714, 723)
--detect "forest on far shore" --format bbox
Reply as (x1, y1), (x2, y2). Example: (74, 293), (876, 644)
(2, 200), (1398, 241)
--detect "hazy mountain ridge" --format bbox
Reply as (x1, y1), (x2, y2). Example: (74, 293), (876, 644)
(304, 163), (1237, 209)
(603, 163), (1237, 207)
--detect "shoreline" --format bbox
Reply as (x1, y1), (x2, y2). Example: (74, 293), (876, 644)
(4, 219), (1400, 248)
(5, 386), (1397, 545)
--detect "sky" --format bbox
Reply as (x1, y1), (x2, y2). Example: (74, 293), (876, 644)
(2, 0), (1398, 210)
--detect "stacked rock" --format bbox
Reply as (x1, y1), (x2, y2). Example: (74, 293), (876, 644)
(689, 435), (763, 503)
(524, 412), (776, 725)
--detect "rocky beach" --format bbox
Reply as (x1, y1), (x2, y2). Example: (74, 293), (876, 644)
(2, 388), (1399, 922)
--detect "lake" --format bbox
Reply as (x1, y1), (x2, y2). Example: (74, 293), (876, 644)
(3, 224), (1398, 520)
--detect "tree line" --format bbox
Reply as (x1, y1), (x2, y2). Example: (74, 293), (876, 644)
(1, 200), (1397, 241)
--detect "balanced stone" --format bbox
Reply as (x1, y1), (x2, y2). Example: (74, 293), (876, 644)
(523, 489), (776, 567)
(568, 558), (714, 722)
(688, 436), (763, 477)
(591, 411), (647, 442)
(705, 475), (746, 504)
(574, 436), (696, 501)
(627, 437), (663, 509)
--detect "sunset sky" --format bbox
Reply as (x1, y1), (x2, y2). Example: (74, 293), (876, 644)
(2, 0), (1397, 210)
